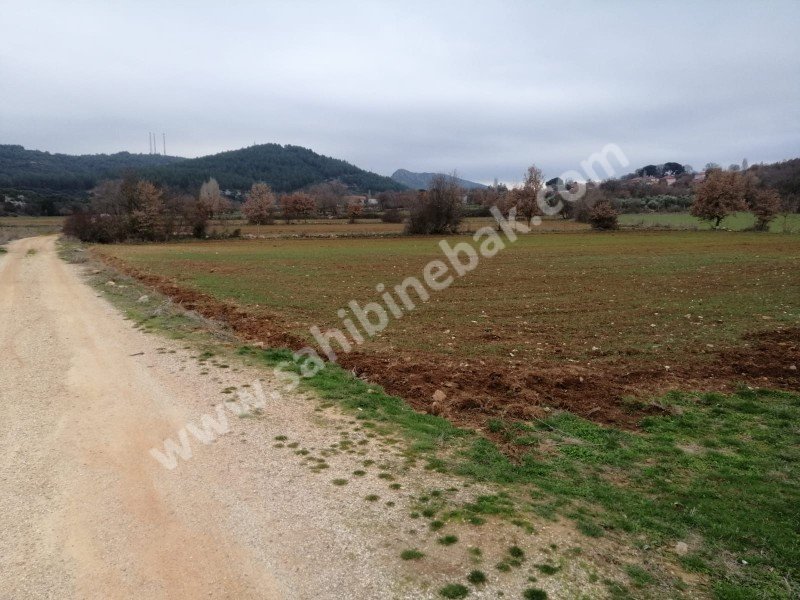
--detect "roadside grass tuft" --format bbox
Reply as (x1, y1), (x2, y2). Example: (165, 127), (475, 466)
(535, 564), (560, 575)
(466, 570), (486, 585)
(439, 583), (469, 598)
(624, 564), (654, 588)
(523, 589), (548, 600)
(438, 535), (459, 546)
(604, 579), (633, 599)
(400, 549), (424, 560)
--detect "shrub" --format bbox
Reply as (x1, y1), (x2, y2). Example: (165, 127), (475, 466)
(588, 199), (618, 230)
(63, 211), (128, 243)
(405, 175), (463, 235)
(612, 197), (644, 213)
(573, 188), (606, 223)
(466, 570), (486, 585)
(191, 219), (208, 239)
(439, 583), (469, 598)
(381, 208), (403, 223)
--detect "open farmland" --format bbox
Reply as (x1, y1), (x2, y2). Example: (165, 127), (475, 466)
(619, 211), (800, 233)
(207, 215), (589, 237)
(92, 230), (800, 597)
(97, 230), (800, 430)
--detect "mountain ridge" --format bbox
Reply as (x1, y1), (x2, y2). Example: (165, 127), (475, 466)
(391, 168), (487, 190)
(0, 143), (404, 195)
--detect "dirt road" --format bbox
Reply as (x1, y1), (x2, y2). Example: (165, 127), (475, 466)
(0, 237), (431, 599)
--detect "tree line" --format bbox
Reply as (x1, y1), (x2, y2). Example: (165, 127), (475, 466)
(0, 143), (404, 217)
(62, 159), (795, 242)
(63, 175), (411, 242)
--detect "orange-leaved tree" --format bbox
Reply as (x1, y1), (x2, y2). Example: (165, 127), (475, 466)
(751, 188), (782, 231)
(690, 170), (746, 228)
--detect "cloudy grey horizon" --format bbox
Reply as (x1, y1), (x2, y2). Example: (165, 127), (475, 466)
(2, 0), (799, 185)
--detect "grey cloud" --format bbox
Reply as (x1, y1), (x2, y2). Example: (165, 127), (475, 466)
(1, 0), (798, 185)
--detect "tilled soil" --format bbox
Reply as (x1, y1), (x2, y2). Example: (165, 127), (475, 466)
(98, 251), (800, 442)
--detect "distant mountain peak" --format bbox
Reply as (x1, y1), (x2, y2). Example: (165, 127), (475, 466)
(391, 169), (486, 190)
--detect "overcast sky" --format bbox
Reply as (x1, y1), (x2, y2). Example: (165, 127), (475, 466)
(2, 0), (799, 184)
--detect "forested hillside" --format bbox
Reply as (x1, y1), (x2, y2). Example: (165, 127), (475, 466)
(0, 145), (183, 191)
(142, 144), (404, 193)
(0, 143), (404, 200)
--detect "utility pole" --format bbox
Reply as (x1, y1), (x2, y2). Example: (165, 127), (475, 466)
(162, 133), (166, 156)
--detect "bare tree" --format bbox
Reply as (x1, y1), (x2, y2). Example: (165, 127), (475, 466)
(242, 183), (277, 225)
(308, 181), (346, 216)
(280, 192), (316, 223)
(129, 180), (166, 240)
(198, 177), (231, 217)
(405, 175), (463, 234)
(517, 164), (544, 222)
(89, 179), (125, 215)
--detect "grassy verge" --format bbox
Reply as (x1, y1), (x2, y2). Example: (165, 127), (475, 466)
(63, 237), (800, 599)
(244, 346), (800, 598)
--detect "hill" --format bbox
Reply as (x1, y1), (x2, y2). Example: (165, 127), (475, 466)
(391, 168), (486, 190)
(0, 143), (405, 198)
(142, 144), (405, 193)
(0, 144), (183, 193)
